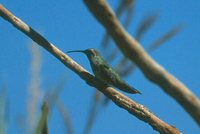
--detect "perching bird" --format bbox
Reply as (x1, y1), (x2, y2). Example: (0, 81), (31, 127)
(67, 48), (141, 94)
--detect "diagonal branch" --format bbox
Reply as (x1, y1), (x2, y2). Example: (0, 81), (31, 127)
(0, 4), (181, 133)
(83, 0), (200, 125)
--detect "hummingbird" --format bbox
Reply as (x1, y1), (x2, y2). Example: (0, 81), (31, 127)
(67, 49), (141, 94)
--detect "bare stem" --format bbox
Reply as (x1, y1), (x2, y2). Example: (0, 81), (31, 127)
(0, 4), (181, 133)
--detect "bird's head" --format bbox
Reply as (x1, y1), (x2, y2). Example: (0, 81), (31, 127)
(67, 48), (99, 59)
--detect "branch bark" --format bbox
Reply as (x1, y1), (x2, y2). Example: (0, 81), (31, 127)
(0, 4), (181, 134)
(83, 0), (200, 125)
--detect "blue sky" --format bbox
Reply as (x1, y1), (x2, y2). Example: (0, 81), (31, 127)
(0, 0), (200, 133)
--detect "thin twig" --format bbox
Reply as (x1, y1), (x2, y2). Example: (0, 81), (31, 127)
(57, 100), (74, 134)
(147, 24), (184, 52)
(135, 13), (159, 40)
(116, 23), (183, 77)
(114, 13), (159, 76)
(0, 87), (8, 134)
(0, 4), (181, 133)
(101, 0), (135, 62)
(84, 0), (200, 126)
(36, 101), (49, 134)
(101, 0), (135, 48)
(45, 76), (66, 109)
(84, 91), (101, 134)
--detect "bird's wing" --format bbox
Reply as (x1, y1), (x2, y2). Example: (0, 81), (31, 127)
(98, 64), (141, 94)
(98, 64), (122, 84)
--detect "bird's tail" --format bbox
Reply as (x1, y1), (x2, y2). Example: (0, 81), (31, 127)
(117, 82), (142, 94)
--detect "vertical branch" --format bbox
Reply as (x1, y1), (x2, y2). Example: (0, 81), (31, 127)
(27, 43), (43, 133)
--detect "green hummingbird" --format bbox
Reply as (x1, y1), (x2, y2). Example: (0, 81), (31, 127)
(67, 48), (141, 94)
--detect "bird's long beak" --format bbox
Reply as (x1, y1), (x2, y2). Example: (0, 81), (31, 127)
(67, 50), (85, 53)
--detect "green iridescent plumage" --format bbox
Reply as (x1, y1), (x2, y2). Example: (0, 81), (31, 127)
(67, 49), (141, 94)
